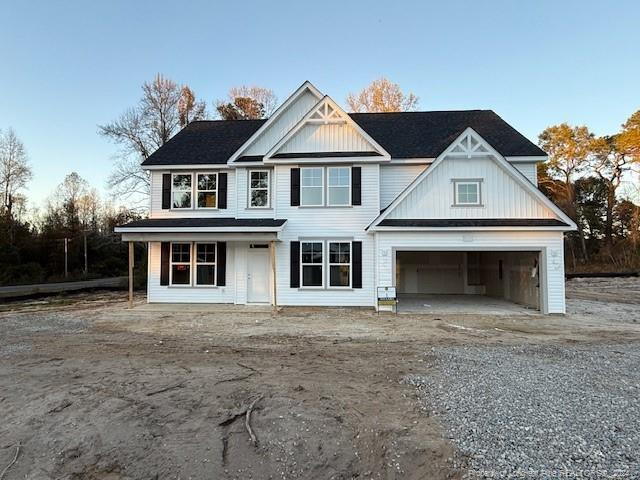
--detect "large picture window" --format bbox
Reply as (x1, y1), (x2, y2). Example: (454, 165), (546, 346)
(170, 243), (191, 285)
(454, 180), (482, 206)
(249, 170), (270, 207)
(329, 242), (351, 287)
(300, 168), (324, 206)
(195, 243), (216, 285)
(301, 241), (323, 287)
(327, 167), (350, 206)
(172, 174), (192, 209)
(197, 173), (218, 208)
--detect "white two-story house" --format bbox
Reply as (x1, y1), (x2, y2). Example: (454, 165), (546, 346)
(116, 81), (576, 314)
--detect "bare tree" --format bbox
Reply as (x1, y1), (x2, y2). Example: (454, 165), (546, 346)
(99, 74), (201, 202)
(178, 85), (207, 127)
(228, 86), (277, 116)
(346, 77), (419, 113)
(0, 128), (32, 220)
(215, 85), (277, 120)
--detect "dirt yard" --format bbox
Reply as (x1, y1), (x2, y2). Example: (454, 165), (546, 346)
(1, 278), (639, 479)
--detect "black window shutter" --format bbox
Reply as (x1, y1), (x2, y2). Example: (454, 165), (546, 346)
(218, 173), (228, 209)
(352, 241), (362, 288)
(160, 242), (170, 285)
(162, 174), (171, 209)
(291, 168), (300, 206)
(290, 241), (300, 288)
(351, 167), (361, 206)
(217, 242), (226, 286)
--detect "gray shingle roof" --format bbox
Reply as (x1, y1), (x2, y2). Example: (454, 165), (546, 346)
(141, 110), (545, 166)
(117, 217), (286, 229)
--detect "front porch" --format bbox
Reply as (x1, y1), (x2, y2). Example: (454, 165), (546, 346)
(114, 217), (286, 307)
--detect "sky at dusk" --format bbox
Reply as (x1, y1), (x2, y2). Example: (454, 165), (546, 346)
(2, 0), (639, 208)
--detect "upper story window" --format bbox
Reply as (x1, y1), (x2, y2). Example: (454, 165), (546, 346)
(172, 174), (192, 209)
(301, 167), (324, 206)
(453, 179), (482, 206)
(327, 167), (350, 206)
(249, 170), (270, 208)
(197, 173), (218, 208)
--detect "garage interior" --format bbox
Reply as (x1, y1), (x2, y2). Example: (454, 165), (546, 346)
(395, 250), (541, 313)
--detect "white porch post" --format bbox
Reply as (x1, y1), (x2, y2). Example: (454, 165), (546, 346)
(128, 241), (134, 308)
(270, 240), (278, 310)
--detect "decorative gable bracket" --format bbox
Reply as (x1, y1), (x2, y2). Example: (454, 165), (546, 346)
(448, 130), (491, 158)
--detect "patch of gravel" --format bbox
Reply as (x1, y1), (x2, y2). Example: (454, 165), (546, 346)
(407, 344), (640, 479)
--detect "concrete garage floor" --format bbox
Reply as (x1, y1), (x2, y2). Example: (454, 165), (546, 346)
(397, 294), (538, 315)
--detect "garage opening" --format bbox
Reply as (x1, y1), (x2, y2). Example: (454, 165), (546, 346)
(395, 251), (541, 313)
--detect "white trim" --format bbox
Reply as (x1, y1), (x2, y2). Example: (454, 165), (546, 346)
(195, 172), (218, 210)
(169, 242), (192, 286)
(248, 169), (271, 208)
(263, 96), (391, 161)
(371, 225), (572, 232)
(328, 240), (352, 288)
(300, 240), (324, 288)
(453, 180), (482, 206)
(263, 156), (387, 165)
(194, 242), (217, 286)
(368, 127), (577, 231)
(300, 166), (325, 207)
(327, 166), (351, 207)
(145, 164), (233, 171)
(170, 173), (194, 210)
(389, 158), (435, 164)
(115, 226), (284, 233)
(228, 81), (324, 163)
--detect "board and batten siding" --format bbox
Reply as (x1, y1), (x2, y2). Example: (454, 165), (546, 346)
(277, 123), (376, 154)
(149, 170), (237, 219)
(147, 241), (236, 303)
(513, 162), (538, 186)
(387, 156), (555, 220)
(379, 164), (427, 209)
(244, 90), (319, 156)
(375, 230), (566, 314)
(272, 163), (379, 306)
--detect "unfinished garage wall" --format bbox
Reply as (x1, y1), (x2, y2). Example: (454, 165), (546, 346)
(480, 251), (539, 309)
(397, 251), (465, 294)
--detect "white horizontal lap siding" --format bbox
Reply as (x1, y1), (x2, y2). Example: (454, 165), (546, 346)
(147, 241), (236, 303)
(235, 168), (275, 219)
(244, 90), (319, 156)
(387, 156), (554, 219)
(380, 164), (427, 209)
(149, 170), (237, 219)
(513, 162), (538, 186)
(375, 230), (566, 313)
(274, 164), (379, 306)
(278, 123), (376, 154)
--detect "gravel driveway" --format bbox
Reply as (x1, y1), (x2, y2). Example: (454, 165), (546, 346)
(408, 344), (640, 479)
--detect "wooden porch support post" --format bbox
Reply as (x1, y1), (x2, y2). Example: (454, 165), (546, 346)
(128, 241), (134, 308)
(270, 240), (278, 311)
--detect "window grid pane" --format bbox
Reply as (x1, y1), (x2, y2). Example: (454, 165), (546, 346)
(457, 182), (479, 204)
(173, 175), (191, 191)
(328, 167), (350, 186)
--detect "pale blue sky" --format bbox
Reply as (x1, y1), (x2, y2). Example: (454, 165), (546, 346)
(1, 0), (639, 208)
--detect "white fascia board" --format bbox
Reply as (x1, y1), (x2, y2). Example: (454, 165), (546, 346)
(388, 158), (435, 164)
(115, 226), (284, 233)
(144, 164), (232, 171)
(368, 225), (572, 232)
(228, 162), (265, 168)
(505, 155), (548, 163)
(368, 127), (576, 230)
(263, 156), (391, 164)
(227, 81), (324, 164)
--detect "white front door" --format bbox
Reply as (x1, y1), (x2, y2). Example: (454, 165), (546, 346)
(247, 247), (271, 303)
